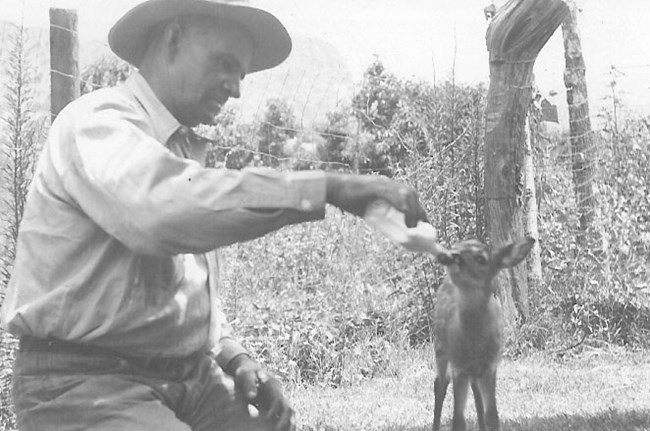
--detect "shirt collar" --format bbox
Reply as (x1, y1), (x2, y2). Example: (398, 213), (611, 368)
(124, 72), (181, 144)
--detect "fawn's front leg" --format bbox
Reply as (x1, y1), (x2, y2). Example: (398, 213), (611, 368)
(451, 373), (470, 431)
(476, 370), (500, 431)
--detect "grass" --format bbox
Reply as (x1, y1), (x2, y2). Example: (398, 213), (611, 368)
(1, 342), (648, 431)
(287, 346), (650, 431)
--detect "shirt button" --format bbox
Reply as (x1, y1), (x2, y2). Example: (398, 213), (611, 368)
(300, 199), (312, 211)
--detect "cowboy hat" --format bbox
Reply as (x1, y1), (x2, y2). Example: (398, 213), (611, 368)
(108, 0), (292, 73)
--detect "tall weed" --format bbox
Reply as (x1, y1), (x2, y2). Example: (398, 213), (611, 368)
(0, 21), (44, 431)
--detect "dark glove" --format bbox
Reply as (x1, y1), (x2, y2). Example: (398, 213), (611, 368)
(325, 173), (428, 227)
(226, 355), (295, 431)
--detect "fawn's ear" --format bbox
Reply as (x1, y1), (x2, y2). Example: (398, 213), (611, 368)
(494, 237), (535, 268)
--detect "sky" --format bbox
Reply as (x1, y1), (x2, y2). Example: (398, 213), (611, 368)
(5, 0), (650, 123)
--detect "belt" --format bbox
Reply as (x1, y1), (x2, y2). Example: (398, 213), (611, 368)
(19, 335), (203, 372)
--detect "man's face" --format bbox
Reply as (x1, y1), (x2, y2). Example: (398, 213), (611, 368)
(168, 18), (253, 126)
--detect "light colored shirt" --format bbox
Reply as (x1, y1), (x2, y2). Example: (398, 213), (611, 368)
(1, 72), (326, 360)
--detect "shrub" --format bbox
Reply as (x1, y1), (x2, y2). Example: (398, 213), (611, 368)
(528, 114), (650, 353)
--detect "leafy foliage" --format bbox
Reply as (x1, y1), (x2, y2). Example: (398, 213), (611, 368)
(351, 60), (412, 174)
(201, 107), (257, 169)
(551, 118), (650, 348)
(257, 99), (297, 167)
(219, 207), (434, 387)
(353, 60), (401, 137)
(315, 106), (356, 170)
(80, 54), (132, 95)
(518, 108), (650, 355)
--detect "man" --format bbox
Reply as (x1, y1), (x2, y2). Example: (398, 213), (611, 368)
(1, 1), (428, 430)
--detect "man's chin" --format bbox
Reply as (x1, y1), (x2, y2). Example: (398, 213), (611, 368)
(202, 107), (223, 125)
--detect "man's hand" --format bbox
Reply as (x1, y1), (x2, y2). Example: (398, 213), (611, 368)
(225, 354), (295, 431)
(325, 173), (428, 228)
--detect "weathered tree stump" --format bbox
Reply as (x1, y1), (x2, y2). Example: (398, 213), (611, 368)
(484, 0), (568, 326)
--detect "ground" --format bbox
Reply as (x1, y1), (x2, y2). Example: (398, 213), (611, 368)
(288, 346), (650, 431)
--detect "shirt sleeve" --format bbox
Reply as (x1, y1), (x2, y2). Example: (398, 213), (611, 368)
(210, 307), (250, 368)
(58, 101), (327, 256)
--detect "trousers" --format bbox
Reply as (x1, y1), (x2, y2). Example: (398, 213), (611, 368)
(12, 336), (271, 431)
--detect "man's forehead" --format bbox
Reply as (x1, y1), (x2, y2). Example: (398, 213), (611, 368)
(182, 15), (254, 71)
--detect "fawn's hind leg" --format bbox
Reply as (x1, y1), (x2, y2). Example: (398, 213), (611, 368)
(476, 370), (500, 431)
(432, 357), (449, 431)
(471, 380), (486, 431)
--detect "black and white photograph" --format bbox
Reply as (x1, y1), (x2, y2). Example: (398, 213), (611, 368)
(0, 1), (648, 430)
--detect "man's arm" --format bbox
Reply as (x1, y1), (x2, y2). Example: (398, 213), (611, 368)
(61, 108), (326, 256)
(60, 100), (427, 258)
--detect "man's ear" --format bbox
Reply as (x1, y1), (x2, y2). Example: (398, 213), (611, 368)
(164, 21), (184, 63)
(494, 237), (535, 268)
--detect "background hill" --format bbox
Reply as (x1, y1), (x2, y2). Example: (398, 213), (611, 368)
(233, 35), (355, 128)
(0, 19), (354, 131)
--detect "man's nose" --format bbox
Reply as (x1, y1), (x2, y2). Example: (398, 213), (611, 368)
(222, 78), (241, 99)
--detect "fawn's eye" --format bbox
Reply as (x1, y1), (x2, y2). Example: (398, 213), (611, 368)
(474, 255), (487, 265)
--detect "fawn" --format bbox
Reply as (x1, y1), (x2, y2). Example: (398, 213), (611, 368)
(431, 237), (535, 431)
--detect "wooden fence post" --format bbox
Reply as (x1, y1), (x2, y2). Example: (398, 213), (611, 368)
(50, 8), (79, 122)
(484, 0), (568, 327)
